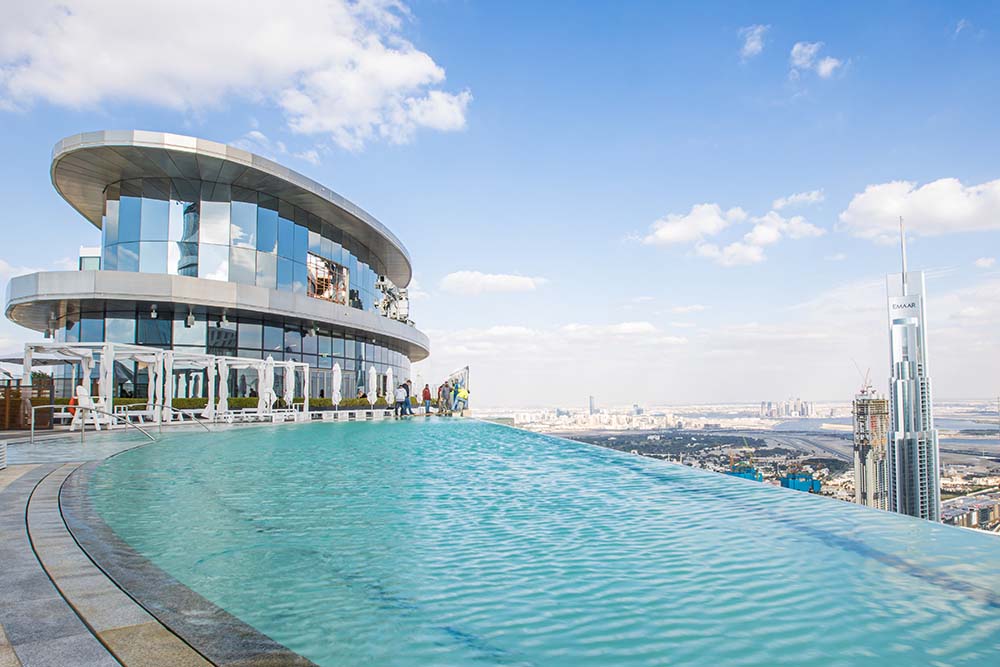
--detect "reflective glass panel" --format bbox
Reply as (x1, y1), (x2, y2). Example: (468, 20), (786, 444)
(277, 216), (294, 259)
(103, 184), (120, 246)
(79, 317), (104, 343)
(283, 326), (301, 353)
(263, 324), (283, 353)
(230, 187), (257, 248)
(237, 320), (262, 349)
(118, 181), (142, 243)
(137, 315), (171, 348)
(171, 311), (204, 345)
(199, 182), (231, 245)
(105, 316), (135, 344)
(198, 244), (229, 281)
(139, 241), (168, 274)
(207, 318), (237, 355)
(256, 195), (278, 253)
(168, 242), (199, 277)
(302, 330), (318, 355)
(277, 257), (294, 292)
(293, 261), (307, 294)
(293, 224), (308, 264)
(256, 252), (277, 289)
(117, 243), (139, 272)
(169, 179), (200, 242)
(140, 179), (170, 241)
(103, 245), (118, 271)
(230, 247), (256, 286)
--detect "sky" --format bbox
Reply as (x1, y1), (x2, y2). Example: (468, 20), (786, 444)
(1, 1), (998, 408)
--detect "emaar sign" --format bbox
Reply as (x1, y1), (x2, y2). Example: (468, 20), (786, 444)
(888, 295), (921, 320)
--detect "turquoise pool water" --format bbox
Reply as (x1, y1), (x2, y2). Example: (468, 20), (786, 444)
(89, 419), (1000, 665)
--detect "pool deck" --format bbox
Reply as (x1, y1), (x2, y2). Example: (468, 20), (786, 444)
(0, 432), (317, 667)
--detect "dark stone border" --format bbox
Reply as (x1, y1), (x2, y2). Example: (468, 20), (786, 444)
(61, 460), (317, 667)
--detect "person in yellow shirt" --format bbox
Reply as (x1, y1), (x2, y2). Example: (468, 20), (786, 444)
(455, 386), (469, 413)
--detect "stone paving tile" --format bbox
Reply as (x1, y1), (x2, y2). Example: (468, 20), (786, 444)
(0, 624), (23, 667)
(99, 622), (212, 667)
(12, 633), (119, 667)
(0, 465), (36, 493)
(0, 591), (90, 647)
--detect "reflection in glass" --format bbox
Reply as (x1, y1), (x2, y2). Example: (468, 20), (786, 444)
(257, 195), (278, 253)
(118, 181), (142, 243)
(103, 184), (120, 246)
(168, 242), (199, 277)
(277, 215), (294, 259)
(140, 179), (170, 241)
(200, 182), (231, 244)
(284, 325), (302, 353)
(293, 224), (308, 264)
(230, 186), (257, 248)
(207, 317), (237, 355)
(118, 242), (140, 272)
(255, 252), (276, 289)
(263, 324), (283, 353)
(80, 318), (104, 343)
(307, 253), (349, 305)
(277, 257), (294, 292)
(230, 246), (256, 286)
(173, 313), (206, 347)
(105, 317), (135, 344)
(237, 320), (262, 348)
(293, 261), (307, 294)
(137, 315), (172, 348)
(199, 244), (229, 281)
(139, 241), (168, 274)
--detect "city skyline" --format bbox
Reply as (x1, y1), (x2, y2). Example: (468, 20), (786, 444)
(1, 2), (999, 407)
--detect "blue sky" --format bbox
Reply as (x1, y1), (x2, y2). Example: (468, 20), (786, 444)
(1, 1), (998, 406)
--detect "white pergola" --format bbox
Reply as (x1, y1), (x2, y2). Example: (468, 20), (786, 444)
(20, 343), (312, 424)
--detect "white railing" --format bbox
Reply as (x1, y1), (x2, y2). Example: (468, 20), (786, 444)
(30, 404), (156, 445)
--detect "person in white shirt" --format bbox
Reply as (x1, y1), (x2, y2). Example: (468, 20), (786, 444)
(394, 385), (408, 418)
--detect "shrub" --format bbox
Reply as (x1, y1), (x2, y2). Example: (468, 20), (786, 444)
(309, 398), (333, 408)
(171, 398), (208, 409)
(374, 397), (389, 407)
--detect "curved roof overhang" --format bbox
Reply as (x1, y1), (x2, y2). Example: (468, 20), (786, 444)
(51, 130), (412, 286)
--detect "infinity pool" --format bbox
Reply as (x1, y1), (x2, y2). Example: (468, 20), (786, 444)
(89, 419), (1000, 665)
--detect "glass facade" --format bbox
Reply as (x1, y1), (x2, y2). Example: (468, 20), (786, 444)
(50, 305), (411, 402)
(101, 178), (385, 315)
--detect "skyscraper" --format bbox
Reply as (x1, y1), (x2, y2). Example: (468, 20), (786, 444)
(886, 219), (941, 521)
(589, 395), (597, 415)
(852, 380), (890, 510)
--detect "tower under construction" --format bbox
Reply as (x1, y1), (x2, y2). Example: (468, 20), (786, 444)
(852, 378), (890, 510)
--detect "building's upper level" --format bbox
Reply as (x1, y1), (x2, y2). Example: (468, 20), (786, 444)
(52, 130), (413, 319)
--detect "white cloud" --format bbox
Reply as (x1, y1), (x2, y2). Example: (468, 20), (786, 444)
(815, 56), (842, 78)
(975, 257), (996, 269)
(0, 0), (470, 151)
(790, 42), (823, 69)
(670, 321), (696, 328)
(825, 253), (848, 262)
(294, 149), (321, 166)
(672, 304), (708, 314)
(739, 25), (769, 61)
(839, 177), (1000, 243)
(439, 271), (547, 296)
(773, 189), (825, 210)
(642, 204), (747, 245)
(630, 296), (655, 303)
(695, 241), (765, 267)
(954, 19), (971, 37)
(789, 41), (843, 79)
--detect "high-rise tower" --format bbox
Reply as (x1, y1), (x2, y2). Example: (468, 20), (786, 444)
(886, 218), (941, 521)
(852, 376), (890, 510)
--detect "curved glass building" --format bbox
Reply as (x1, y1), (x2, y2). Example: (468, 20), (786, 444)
(5, 130), (429, 400)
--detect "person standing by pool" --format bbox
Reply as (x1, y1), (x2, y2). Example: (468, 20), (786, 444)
(455, 386), (469, 413)
(393, 384), (407, 418)
(438, 382), (451, 415)
(422, 384), (432, 414)
(404, 380), (414, 415)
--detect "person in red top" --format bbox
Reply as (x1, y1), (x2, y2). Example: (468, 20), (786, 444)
(422, 384), (433, 415)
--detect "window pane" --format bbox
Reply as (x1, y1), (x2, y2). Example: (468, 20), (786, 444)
(170, 312), (203, 346)
(103, 244), (118, 271)
(308, 230), (322, 254)
(277, 215), (294, 259)
(80, 317), (104, 343)
(139, 241), (168, 273)
(105, 316), (135, 344)
(293, 261), (307, 294)
(283, 325), (301, 353)
(118, 242), (140, 272)
(263, 324), (283, 353)
(277, 257), (294, 292)
(256, 251), (277, 289)
(256, 195), (278, 253)
(169, 242), (199, 277)
(207, 317), (237, 355)
(230, 246), (256, 286)
(199, 244), (229, 281)
(230, 186), (257, 248)
(199, 182), (231, 245)
(169, 179), (200, 242)
(137, 315), (171, 348)
(103, 183), (120, 246)
(302, 330), (318, 355)
(318, 334), (332, 356)
(140, 178), (170, 241)
(118, 180), (142, 243)
(293, 224), (308, 264)
(237, 320), (262, 349)
(332, 336), (345, 356)
(63, 318), (80, 343)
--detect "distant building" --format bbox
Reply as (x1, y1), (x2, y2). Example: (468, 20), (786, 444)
(780, 472), (821, 493)
(886, 220), (941, 522)
(852, 384), (889, 510)
(589, 395), (597, 415)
